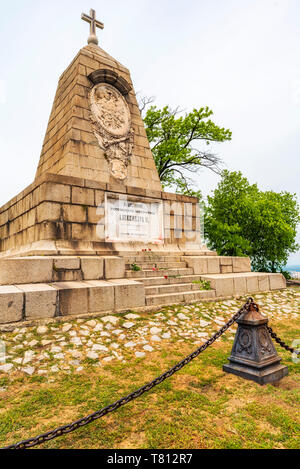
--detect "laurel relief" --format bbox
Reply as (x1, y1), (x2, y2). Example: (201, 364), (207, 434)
(235, 329), (253, 355)
(258, 329), (273, 355)
(89, 83), (134, 180)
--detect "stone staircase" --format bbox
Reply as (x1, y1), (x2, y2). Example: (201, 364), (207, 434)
(124, 253), (212, 305)
(0, 252), (286, 327)
(123, 253), (286, 307)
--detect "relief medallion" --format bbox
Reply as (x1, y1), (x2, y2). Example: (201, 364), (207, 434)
(89, 83), (134, 180)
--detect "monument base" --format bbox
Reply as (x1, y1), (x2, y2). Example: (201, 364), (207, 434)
(223, 302), (288, 385)
(223, 360), (288, 385)
(0, 172), (203, 258)
(0, 174), (286, 328)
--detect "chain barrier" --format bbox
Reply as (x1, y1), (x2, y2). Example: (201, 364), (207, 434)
(267, 326), (299, 355)
(2, 297), (297, 450)
(1, 297), (256, 450)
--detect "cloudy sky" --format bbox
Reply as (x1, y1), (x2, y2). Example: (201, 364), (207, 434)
(0, 0), (299, 264)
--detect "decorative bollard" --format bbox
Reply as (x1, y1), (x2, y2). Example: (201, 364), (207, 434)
(223, 300), (288, 385)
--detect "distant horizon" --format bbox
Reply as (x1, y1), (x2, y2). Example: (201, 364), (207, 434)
(285, 264), (300, 271)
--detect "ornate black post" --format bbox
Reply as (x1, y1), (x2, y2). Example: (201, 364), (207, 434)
(223, 301), (288, 385)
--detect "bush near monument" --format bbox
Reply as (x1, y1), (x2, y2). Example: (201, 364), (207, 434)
(204, 170), (300, 274)
(142, 102), (299, 276)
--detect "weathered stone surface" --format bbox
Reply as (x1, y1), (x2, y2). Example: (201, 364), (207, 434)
(221, 265), (233, 274)
(269, 273), (286, 290)
(0, 258), (53, 285)
(0, 288), (297, 377)
(87, 351), (99, 360)
(150, 326), (162, 335)
(122, 321), (135, 329)
(232, 257), (251, 273)
(258, 275), (270, 292)
(84, 280), (114, 312)
(233, 276), (248, 296)
(125, 313), (140, 320)
(104, 257), (125, 279)
(177, 313), (188, 320)
(54, 257), (81, 270)
(72, 187), (95, 206)
(246, 275), (259, 293)
(81, 257), (104, 280)
(219, 257), (233, 266)
(207, 257), (220, 274)
(36, 202), (61, 222)
(52, 269), (83, 282)
(215, 277), (234, 297)
(41, 182), (71, 204)
(17, 284), (57, 320)
(200, 274), (234, 297)
(54, 282), (89, 316)
(184, 257), (208, 274)
(63, 205), (87, 223)
(101, 315), (119, 325)
(0, 286), (23, 324)
(35, 45), (162, 192)
(108, 279), (145, 309)
(0, 364), (14, 373)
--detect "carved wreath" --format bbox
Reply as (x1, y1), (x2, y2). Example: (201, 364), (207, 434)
(236, 329), (253, 355)
(258, 329), (272, 355)
(89, 83), (134, 180)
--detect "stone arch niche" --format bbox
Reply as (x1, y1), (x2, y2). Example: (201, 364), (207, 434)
(88, 68), (132, 95)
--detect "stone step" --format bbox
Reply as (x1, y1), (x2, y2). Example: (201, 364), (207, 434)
(123, 256), (185, 264)
(126, 261), (187, 270)
(0, 279), (145, 325)
(0, 256), (126, 285)
(145, 282), (204, 295)
(200, 272), (286, 297)
(122, 251), (218, 264)
(183, 251), (217, 256)
(146, 289), (216, 306)
(125, 268), (194, 279)
(138, 274), (204, 286)
(183, 256), (252, 275)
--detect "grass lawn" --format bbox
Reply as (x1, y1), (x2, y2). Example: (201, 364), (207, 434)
(0, 289), (299, 449)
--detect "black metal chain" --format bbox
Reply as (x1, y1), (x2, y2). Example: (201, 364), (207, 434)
(267, 326), (299, 354)
(1, 297), (256, 450)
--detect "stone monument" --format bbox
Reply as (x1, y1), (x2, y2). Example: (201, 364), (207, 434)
(0, 10), (286, 327)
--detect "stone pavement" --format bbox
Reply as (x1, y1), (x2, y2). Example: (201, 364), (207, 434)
(0, 289), (299, 378)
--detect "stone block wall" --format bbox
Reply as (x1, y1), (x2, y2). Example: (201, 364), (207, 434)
(0, 279), (145, 325)
(0, 256), (125, 285)
(0, 173), (202, 257)
(34, 44), (162, 192)
(183, 256), (252, 275)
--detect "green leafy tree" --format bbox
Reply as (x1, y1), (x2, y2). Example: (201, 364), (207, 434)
(142, 104), (232, 197)
(204, 171), (300, 272)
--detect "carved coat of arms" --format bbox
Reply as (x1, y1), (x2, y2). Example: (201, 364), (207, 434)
(89, 83), (134, 180)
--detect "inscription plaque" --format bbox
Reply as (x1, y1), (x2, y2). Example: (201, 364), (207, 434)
(105, 195), (164, 243)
